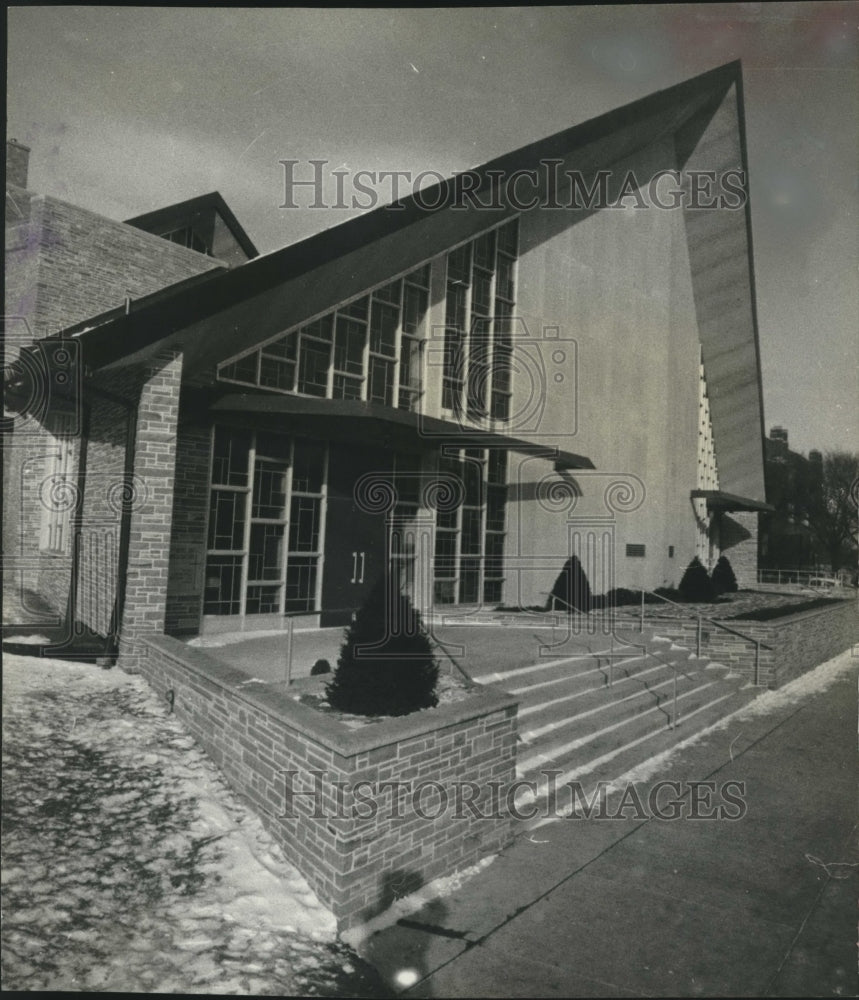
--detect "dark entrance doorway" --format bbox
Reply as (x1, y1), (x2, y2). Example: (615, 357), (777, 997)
(321, 444), (391, 627)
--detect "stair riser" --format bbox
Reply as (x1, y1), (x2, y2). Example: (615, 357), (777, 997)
(518, 680), (746, 775)
(519, 667), (738, 733)
(516, 690), (758, 811)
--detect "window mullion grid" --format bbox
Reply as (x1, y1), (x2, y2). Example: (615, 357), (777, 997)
(360, 311), (371, 403)
(286, 445), (326, 614)
(454, 450), (467, 603)
(237, 433), (256, 617)
(279, 438), (295, 615)
(247, 451), (290, 614)
(392, 283), (404, 409)
(313, 444), (329, 612)
(484, 257), (499, 428)
(326, 323), (335, 399)
(461, 273), (474, 423)
(478, 449), (488, 604)
(58, 421), (74, 552)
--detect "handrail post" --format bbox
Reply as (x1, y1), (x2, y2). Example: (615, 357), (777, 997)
(284, 617), (294, 686)
(672, 672), (677, 730)
(696, 616), (701, 658)
(609, 632), (614, 687)
(640, 588), (645, 633)
(754, 641), (760, 687)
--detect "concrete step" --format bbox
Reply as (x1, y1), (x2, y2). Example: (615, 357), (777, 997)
(517, 668), (738, 776)
(516, 663), (717, 742)
(515, 682), (759, 818)
(517, 665), (758, 801)
(497, 627), (758, 815)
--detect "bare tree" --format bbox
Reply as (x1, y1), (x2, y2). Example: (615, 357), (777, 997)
(807, 451), (859, 573)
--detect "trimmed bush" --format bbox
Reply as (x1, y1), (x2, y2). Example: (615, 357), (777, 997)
(678, 557), (714, 602)
(547, 556), (593, 612)
(326, 577), (439, 717)
(711, 555), (739, 596)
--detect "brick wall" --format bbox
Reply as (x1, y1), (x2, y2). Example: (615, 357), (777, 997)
(720, 511), (759, 589)
(5, 193), (220, 351)
(651, 597), (858, 687)
(138, 635), (518, 930)
(4, 183), (218, 629)
(165, 421), (211, 635)
(118, 353), (183, 666)
(73, 383), (132, 635)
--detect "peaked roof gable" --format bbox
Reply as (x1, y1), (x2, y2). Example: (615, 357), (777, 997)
(53, 61), (744, 374)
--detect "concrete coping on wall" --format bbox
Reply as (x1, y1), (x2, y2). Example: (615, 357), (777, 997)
(649, 594), (857, 633)
(145, 634), (518, 758)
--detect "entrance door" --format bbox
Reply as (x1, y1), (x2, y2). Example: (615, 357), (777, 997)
(321, 444), (392, 627)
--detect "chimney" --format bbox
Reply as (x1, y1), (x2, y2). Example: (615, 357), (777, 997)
(7, 139), (31, 189)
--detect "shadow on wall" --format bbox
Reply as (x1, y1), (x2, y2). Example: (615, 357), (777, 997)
(721, 514), (753, 546)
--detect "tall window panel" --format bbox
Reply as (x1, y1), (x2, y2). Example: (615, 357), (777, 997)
(442, 219), (519, 423)
(218, 265), (429, 412)
(433, 448), (507, 606)
(389, 452), (422, 595)
(203, 427), (327, 617)
(39, 413), (78, 555)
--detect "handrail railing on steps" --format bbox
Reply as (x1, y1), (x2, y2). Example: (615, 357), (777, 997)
(544, 592), (695, 729)
(428, 631), (478, 689)
(618, 589), (775, 686)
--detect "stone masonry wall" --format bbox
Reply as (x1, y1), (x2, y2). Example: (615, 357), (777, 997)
(74, 382), (133, 636)
(118, 353), (184, 668)
(165, 421), (211, 636)
(138, 635), (518, 930)
(719, 511), (759, 589)
(5, 191), (220, 350)
(652, 597), (858, 688)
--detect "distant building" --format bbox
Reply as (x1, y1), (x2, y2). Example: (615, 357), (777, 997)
(760, 426), (825, 570)
(4, 62), (770, 664)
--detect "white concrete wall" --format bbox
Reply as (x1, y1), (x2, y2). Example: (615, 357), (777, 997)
(505, 138), (702, 606)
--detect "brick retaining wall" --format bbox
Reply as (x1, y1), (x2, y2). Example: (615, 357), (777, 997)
(137, 635), (518, 930)
(650, 597), (858, 687)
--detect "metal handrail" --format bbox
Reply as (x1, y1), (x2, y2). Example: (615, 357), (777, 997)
(545, 593), (693, 729)
(430, 634), (478, 690)
(637, 588), (774, 686)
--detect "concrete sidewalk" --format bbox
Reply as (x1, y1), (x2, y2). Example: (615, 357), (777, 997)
(360, 654), (859, 997)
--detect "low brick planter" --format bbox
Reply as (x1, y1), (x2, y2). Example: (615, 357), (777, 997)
(136, 635), (518, 930)
(649, 597), (858, 688)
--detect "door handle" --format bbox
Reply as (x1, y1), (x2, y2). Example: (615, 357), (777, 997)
(358, 551), (365, 584)
(351, 551), (357, 584)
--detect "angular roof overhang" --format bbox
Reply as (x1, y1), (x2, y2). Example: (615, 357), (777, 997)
(7, 60), (766, 511)
(209, 391), (594, 469)
(691, 489), (774, 513)
(34, 61), (746, 378)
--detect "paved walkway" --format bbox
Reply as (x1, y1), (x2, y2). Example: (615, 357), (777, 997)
(361, 652), (859, 997)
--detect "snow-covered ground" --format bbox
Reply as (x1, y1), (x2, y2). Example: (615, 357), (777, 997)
(0, 652), (387, 995)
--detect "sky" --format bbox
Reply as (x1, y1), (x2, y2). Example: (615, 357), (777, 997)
(7, 4), (858, 456)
